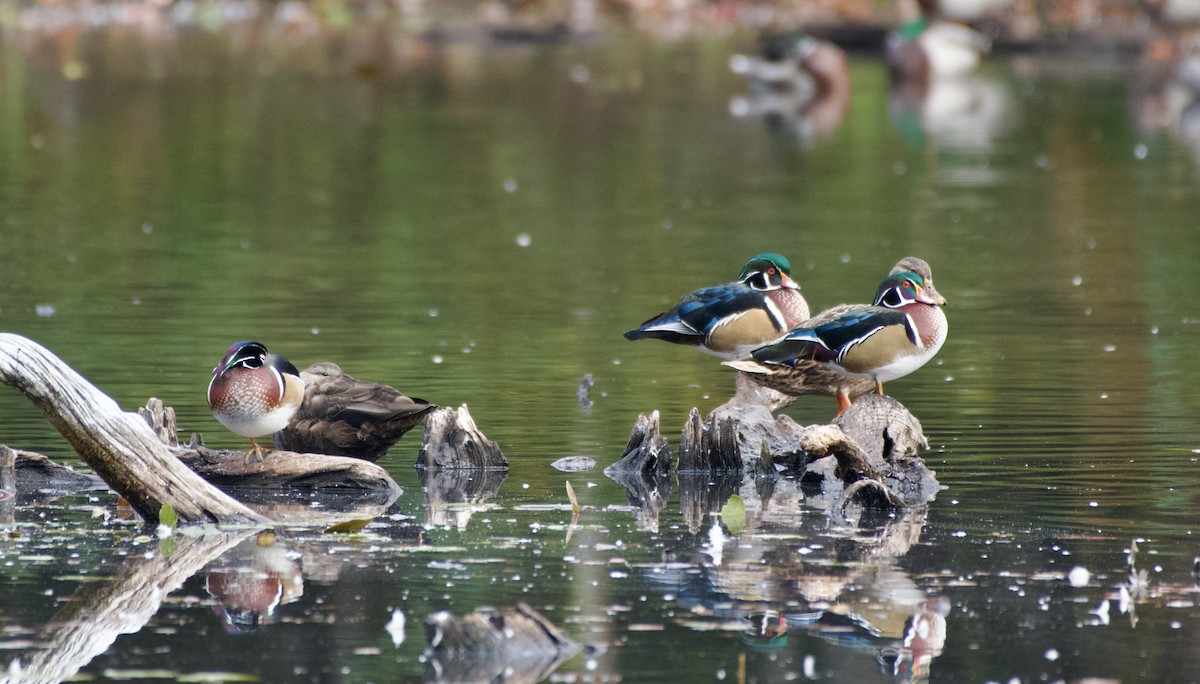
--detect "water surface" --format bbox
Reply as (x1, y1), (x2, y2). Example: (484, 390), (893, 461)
(2, 30), (1200, 683)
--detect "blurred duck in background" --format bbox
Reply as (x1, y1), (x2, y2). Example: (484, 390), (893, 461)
(729, 31), (850, 142)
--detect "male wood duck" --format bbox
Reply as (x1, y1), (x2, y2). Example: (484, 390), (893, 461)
(623, 253), (810, 360)
(727, 257), (947, 414)
(272, 362), (437, 462)
(207, 341), (305, 463)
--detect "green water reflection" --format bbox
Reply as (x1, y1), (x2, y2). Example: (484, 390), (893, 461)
(2, 29), (1200, 683)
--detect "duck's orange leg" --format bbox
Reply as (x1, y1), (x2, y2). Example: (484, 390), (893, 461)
(836, 391), (852, 415)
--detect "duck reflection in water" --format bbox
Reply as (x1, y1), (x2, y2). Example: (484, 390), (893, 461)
(641, 498), (951, 680)
(728, 32), (850, 144)
(887, 0), (1016, 156)
(204, 531), (303, 633)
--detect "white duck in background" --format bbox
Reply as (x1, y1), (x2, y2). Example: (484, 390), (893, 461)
(887, 0), (995, 83)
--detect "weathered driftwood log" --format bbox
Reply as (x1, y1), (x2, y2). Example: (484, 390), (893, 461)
(416, 405), (507, 471)
(424, 603), (579, 684)
(0, 334), (266, 525)
(136, 401), (402, 497)
(172, 434), (401, 496)
(3, 529), (254, 684)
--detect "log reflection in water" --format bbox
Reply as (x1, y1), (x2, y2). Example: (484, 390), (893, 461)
(4, 530), (256, 684)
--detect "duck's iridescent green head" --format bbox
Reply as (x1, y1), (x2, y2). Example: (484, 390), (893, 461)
(739, 253), (799, 291)
(874, 257), (946, 307)
(214, 340), (268, 377)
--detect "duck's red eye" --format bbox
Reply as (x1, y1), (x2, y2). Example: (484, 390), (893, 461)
(768, 267), (777, 275)
(904, 279), (915, 289)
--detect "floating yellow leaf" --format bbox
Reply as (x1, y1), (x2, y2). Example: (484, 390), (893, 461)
(324, 518), (373, 534)
(720, 495), (746, 534)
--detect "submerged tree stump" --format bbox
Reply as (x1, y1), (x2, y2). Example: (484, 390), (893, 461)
(0, 446), (107, 505)
(424, 603), (579, 683)
(604, 412), (674, 529)
(678, 408), (742, 474)
(416, 405), (507, 471)
(622, 381), (939, 510)
(0, 334), (267, 525)
(605, 411), (673, 479)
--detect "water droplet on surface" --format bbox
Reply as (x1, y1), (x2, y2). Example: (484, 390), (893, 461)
(1068, 566), (1090, 587)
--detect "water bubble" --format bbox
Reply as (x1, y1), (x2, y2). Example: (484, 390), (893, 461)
(504, 178), (518, 193)
(142, 223), (153, 234)
(1133, 143), (1148, 160)
(1103, 344), (1116, 352)
(569, 64), (591, 83)
(35, 304), (56, 317)
(839, 253), (851, 264)
(1071, 276), (1083, 286)
(516, 233), (532, 247)
(1044, 648), (1059, 661)
(432, 355), (443, 364)
(311, 327), (319, 335)
(1068, 566), (1090, 587)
